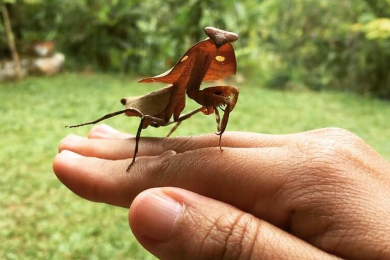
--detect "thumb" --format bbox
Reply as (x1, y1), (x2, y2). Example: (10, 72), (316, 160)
(129, 188), (338, 260)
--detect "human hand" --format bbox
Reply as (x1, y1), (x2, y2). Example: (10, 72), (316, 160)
(53, 124), (390, 260)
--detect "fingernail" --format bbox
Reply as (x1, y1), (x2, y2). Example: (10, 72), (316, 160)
(93, 124), (119, 136)
(63, 134), (85, 143)
(131, 191), (183, 242)
(58, 150), (83, 158)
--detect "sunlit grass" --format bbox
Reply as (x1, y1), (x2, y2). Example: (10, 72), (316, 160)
(1, 72), (390, 259)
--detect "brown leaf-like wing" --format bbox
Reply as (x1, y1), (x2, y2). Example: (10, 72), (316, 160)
(203, 43), (236, 81)
(139, 27), (238, 84)
(121, 85), (172, 116)
(138, 39), (211, 84)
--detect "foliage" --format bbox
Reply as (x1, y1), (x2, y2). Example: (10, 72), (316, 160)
(1, 0), (390, 97)
(2, 0), (246, 73)
(256, 0), (390, 98)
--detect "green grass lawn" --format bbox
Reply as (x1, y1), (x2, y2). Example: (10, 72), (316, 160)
(1, 73), (390, 259)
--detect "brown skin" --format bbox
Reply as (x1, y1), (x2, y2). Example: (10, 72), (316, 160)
(53, 124), (390, 260)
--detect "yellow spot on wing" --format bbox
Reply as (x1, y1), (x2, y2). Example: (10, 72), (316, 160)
(181, 55), (189, 62)
(215, 56), (225, 62)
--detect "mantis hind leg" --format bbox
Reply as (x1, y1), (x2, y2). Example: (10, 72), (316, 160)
(127, 116), (146, 171)
(127, 115), (167, 171)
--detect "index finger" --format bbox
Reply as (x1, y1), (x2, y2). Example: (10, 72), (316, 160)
(60, 125), (294, 160)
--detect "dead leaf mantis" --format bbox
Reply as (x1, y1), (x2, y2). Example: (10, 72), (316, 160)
(67, 26), (239, 170)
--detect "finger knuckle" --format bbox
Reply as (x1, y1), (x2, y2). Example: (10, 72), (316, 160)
(163, 135), (197, 152)
(147, 150), (178, 182)
(287, 131), (366, 193)
(310, 127), (365, 148)
(309, 127), (353, 138)
(201, 212), (259, 260)
(294, 128), (364, 172)
(161, 136), (177, 151)
(308, 139), (347, 170)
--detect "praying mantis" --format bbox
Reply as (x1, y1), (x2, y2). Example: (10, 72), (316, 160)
(67, 26), (239, 170)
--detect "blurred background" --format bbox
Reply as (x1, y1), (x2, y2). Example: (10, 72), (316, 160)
(1, 0), (390, 259)
(2, 0), (390, 96)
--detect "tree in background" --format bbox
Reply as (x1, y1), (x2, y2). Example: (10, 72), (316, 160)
(1, 2), (22, 78)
